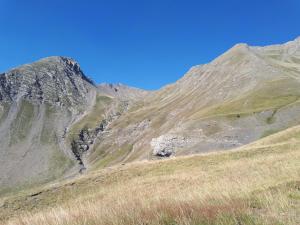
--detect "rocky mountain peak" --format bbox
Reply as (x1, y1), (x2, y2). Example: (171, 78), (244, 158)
(231, 43), (250, 50)
(26, 56), (94, 84)
(0, 56), (95, 108)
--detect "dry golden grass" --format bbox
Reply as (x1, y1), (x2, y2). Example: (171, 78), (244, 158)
(2, 126), (300, 225)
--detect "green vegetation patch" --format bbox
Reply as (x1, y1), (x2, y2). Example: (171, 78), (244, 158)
(0, 103), (10, 125)
(93, 144), (133, 169)
(48, 147), (74, 180)
(68, 95), (113, 141)
(194, 78), (300, 119)
(40, 104), (57, 144)
(10, 100), (35, 144)
(261, 129), (279, 138)
(291, 56), (300, 64)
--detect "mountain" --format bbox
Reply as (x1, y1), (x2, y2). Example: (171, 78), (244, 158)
(0, 57), (145, 193)
(1, 38), (300, 193)
(0, 56), (94, 192)
(82, 37), (300, 167)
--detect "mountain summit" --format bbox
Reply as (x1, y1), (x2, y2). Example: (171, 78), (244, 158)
(0, 56), (98, 191)
(0, 56), (94, 107)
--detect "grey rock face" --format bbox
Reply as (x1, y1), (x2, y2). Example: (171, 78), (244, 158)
(151, 134), (190, 157)
(0, 56), (97, 192)
(71, 121), (107, 167)
(0, 56), (94, 110)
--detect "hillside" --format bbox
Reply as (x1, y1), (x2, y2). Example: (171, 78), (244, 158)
(82, 37), (300, 168)
(0, 57), (145, 193)
(1, 38), (300, 220)
(0, 57), (96, 192)
(97, 83), (149, 101)
(1, 124), (299, 224)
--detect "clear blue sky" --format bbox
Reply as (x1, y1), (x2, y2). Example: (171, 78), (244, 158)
(0, 0), (300, 90)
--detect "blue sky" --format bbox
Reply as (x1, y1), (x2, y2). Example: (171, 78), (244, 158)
(0, 0), (300, 90)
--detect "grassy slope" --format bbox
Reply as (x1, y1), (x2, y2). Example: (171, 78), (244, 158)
(2, 47), (300, 224)
(37, 104), (74, 185)
(90, 75), (300, 165)
(67, 95), (113, 141)
(0, 101), (75, 196)
(0, 103), (9, 125)
(74, 49), (300, 165)
(1, 125), (299, 225)
(9, 100), (35, 144)
(191, 78), (300, 120)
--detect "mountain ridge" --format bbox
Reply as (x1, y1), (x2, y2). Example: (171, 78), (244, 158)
(1, 37), (300, 194)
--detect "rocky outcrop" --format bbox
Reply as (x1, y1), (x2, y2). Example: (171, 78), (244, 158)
(71, 120), (108, 168)
(70, 101), (130, 169)
(151, 134), (191, 157)
(0, 56), (94, 109)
